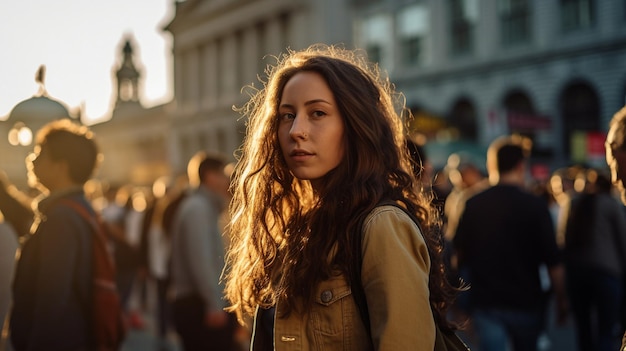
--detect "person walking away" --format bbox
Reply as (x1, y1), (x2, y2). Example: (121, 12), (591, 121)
(9, 119), (120, 351)
(453, 134), (568, 351)
(561, 168), (626, 351)
(170, 151), (237, 351)
(0, 211), (18, 350)
(0, 171), (34, 239)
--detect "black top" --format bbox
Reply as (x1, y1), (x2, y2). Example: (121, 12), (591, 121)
(453, 184), (560, 310)
(11, 189), (93, 351)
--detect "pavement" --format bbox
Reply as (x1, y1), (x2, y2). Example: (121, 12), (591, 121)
(119, 309), (181, 351)
(455, 296), (579, 351)
(119, 279), (250, 351)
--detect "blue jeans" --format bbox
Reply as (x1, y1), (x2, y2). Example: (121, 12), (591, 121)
(472, 307), (544, 351)
(566, 264), (622, 351)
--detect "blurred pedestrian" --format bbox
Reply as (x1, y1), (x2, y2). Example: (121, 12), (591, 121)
(170, 151), (237, 351)
(10, 119), (107, 351)
(223, 45), (459, 350)
(604, 105), (626, 349)
(143, 176), (179, 347)
(560, 168), (626, 351)
(0, 171), (34, 239)
(443, 152), (487, 242)
(453, 134), (568, 351)
(101, 185), (144, 328)
(0, 211), (18, 350)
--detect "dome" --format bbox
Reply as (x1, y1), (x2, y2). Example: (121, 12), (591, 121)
(8, 95), (71, 123)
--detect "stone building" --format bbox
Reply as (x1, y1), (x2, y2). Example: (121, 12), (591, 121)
(8, 0), (623, 189)
(90, 38), (171, 188)
(163, 0), (626, 173)
(351, 0), (626, 170)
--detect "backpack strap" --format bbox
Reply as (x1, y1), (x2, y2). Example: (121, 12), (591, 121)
(59, 199), (116, 277)
(60, 198), (126, 349)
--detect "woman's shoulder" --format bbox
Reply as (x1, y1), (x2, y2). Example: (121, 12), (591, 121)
(362, 204), (424, 244)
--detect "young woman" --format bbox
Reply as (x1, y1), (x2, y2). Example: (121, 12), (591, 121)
(224, 45), (458, 350)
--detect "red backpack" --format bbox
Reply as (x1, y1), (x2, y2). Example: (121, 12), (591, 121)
(62, 199), (127, 351)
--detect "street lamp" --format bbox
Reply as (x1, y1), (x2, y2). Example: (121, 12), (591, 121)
(7, 122), (33, 146)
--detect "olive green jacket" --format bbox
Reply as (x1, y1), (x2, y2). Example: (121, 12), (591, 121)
(252, 205), (436, 350)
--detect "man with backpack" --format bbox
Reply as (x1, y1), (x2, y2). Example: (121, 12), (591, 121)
(10, 119), (125, 351)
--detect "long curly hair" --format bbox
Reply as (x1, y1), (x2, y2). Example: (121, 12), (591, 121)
(224, 44), (458, 330)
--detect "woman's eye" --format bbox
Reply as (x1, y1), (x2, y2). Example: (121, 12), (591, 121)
(312, 110), (326, 118)
(280, 112), (295, 120)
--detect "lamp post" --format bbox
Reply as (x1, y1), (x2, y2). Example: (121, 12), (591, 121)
(7, 122), (33, 147)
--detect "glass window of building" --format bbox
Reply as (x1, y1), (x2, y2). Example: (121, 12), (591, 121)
(449, 0), (479, 55)
(449, 98), (478, 140)
(560, 0), (595, 32)
(397, 4), (429, 66)
(359, 14), (393, 69)
(498, 0), (531, 46)
(559, 82), (600, 161)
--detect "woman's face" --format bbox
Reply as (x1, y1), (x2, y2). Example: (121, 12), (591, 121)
(277, 71), (345, 190)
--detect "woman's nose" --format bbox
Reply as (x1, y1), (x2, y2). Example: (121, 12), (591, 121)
(289, 115), (309, 140)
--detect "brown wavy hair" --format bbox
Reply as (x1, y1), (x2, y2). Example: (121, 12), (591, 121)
(224, 44), (458, 330)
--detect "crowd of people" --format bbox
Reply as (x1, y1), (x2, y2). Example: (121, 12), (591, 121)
(1, 44), (626, 351)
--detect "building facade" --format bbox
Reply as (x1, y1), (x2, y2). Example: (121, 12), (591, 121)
(352, 0), (626, 171)
(90, 38), (171, 187)
(7, 0), (623, 189)
(164, 0), (626, 174)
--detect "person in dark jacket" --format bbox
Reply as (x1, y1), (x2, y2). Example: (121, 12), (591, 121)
(453, 135), (568, 351)
(10, 118), (102, 351)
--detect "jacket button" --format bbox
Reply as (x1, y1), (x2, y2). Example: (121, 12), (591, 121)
(321, 290), (333, 303)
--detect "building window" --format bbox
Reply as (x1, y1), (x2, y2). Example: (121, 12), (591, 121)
(360, 14), (393, 68)
(560, 0), (594, 32)
(449, 0), (478, 55)
(397, 4), (429, 66)
(449, 98), (478, 140)
(559, 82), (600, 161)
(502, 90), (554, 158)
(400, 37), (421, 65)
(499, 0), (531, 46)
(366, 44), (382, 64)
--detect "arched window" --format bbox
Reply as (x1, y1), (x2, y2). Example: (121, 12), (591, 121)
(503, 90), (534, 114)
(559, 81), (600, 159)
(449, 98), (478, 140)
(502, 89), (553, 158)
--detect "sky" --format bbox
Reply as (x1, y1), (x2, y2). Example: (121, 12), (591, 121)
(0, 0), (174, 125)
